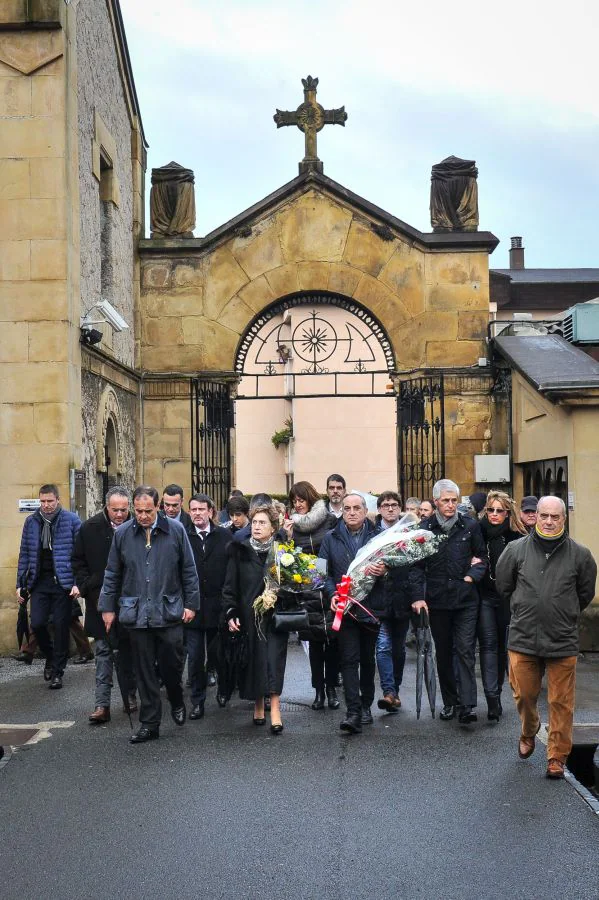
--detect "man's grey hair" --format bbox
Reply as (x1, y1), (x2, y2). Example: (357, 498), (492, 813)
(105, 486), (130, 505)
(343, 492), (368, 511)
(537, 495), (566, 516)
(432, 479), (460, 500)
(406, 496), (421, 507)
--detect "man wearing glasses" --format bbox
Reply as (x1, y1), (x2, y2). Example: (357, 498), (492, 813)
(496, 495), (596, 779)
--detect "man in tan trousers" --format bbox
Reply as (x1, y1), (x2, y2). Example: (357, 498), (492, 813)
(496, 496), (596, 779)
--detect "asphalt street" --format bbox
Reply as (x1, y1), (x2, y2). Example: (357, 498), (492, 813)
(1, 643), (597, 900)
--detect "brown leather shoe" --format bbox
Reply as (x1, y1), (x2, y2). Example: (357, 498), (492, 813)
(546, 758), (565, 779)
(377, 693), (401, 712)
(518, 735), (536, 759)
(88, 707), (110, 725)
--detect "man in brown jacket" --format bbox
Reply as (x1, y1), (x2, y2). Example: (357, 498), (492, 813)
(496, 496), (596, 779)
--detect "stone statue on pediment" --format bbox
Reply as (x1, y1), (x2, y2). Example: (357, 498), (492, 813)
(150, 161), (196, 238)
(430, 156), (478, 232)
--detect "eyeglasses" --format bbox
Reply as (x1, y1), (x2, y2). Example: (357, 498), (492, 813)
(486, 507), (507, 514)
(380, 503), (399, 509)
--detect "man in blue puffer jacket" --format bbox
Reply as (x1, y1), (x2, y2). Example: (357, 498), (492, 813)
(16, 483), (81, 689)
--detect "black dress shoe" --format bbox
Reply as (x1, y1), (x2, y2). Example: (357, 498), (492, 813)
(189, 704), (204, 720)
(311, 690), (325, 710)
(72, 653), (94, 665)
(12, 651), (33, 664)
(361, 706), (373, 725)
(171, 704), (186, 726)
(206, 671), (217, 687)
(340, 715), (362, 734)
(440, 705), (456, 720)
(49, 675), (62, 690)
(326, 687), (340, 710)
(130, 726), (159, 744)
(253, 716), (266, 726)
(458, 707), (478, 725)
(487, 698), (501, 722)
(216, 694), (227, 707)
(43, 663), (53, 682)
(270, 723), (284, 734)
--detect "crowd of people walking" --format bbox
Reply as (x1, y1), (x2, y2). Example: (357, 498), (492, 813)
(13, 474), (596, 779)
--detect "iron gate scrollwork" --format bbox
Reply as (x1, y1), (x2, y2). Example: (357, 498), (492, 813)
(398, 375), (445, 502)
(191, 380), (233, 511)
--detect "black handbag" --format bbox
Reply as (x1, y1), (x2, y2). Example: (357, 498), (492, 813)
(272, 608), (309, 633)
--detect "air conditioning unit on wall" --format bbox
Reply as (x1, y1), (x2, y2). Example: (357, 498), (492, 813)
(474, 455), (510, 484)
(562, 300), (599, 344)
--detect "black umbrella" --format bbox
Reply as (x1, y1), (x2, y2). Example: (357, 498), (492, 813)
(215, 629), (248, 703)
(414, 608), (437, 719)
(106, 626), (134, 729)
(16, 574), (30, 650)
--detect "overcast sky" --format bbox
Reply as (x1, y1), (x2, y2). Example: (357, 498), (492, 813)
(120, 0), (598, 269)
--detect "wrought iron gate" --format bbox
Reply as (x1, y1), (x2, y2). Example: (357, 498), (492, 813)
(398, 375), (445, 502)
(191, 380), (233, 510)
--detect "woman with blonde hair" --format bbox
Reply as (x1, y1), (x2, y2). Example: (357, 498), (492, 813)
(477, 490), (527, 720)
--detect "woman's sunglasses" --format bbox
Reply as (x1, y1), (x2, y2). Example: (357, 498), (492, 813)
(486, 507), (507, 514)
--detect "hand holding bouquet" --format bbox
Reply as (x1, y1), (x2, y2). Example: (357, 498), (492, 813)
(253, 541), (326, 638)
(332, 518), (445, 630)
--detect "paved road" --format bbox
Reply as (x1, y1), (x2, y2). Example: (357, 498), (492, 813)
(1, 644), (597, 900)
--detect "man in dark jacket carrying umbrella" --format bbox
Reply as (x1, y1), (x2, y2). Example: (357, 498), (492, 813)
(71, 486), (136, 725)
(412, 479), (487, 725)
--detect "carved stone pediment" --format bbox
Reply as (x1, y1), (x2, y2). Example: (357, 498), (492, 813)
(0, 29), (63, 75)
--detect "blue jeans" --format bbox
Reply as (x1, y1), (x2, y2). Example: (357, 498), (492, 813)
(376, 618), (410, 696)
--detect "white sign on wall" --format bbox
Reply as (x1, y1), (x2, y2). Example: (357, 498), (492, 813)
(19, 499), (41, 512)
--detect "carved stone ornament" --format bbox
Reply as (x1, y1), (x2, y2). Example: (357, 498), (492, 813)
(150, 161), (196, 238)
(274, 76), (348, 174)
(96, 387), (123, 475)
(430, 155), (479, 233)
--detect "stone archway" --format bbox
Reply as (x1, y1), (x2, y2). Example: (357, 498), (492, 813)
(233, 291), (397, 494)
(96, 386), (123, 499)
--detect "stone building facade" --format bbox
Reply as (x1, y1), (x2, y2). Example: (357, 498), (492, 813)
(0, 0), (144, 651)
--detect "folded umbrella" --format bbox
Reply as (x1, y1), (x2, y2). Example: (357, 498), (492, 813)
(16, 603), (30, 650)
(414, 608), (437, 719)
(106, 625), (133, 729)
(216, 628), (248, 703)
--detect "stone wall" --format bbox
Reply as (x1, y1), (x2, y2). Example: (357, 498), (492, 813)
(77, 0), (135, 367)
(138, 186), (494, 499)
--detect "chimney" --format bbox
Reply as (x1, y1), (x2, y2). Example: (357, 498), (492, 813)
(509, 236), (525, 270)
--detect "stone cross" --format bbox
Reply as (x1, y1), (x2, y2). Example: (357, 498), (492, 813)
(274, 76), (348, 174)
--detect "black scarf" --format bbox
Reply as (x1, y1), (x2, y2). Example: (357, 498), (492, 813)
(480, 518), (510, 578)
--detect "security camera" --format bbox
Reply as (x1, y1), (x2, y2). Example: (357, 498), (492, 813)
(80, 327), (103, 346)
(81, 299), (129, 333)
(96, 299), (129, 332)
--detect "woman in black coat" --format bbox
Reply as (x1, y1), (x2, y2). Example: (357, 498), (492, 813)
(283, 481), (339, 711)
(222, 504), (288, 734)
(477, 490), (527, 720)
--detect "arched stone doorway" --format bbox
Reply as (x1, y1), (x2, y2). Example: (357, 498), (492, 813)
(234, 291), (397, 495)
(96, 386), (123, 502)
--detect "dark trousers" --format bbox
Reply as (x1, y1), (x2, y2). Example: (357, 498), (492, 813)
(477, 594), (511, 700)
(185, 627), (218, 706)
(29, 574), (71, 677)
(308, 638), (339, 692)
(129, 625), (185, 728)
(338, 617), (379, 717)
(429, 605), (478, 709)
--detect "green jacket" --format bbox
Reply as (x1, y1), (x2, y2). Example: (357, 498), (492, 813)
(495, 532), (597, 658)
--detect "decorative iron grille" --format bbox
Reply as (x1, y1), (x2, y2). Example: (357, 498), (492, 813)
(191, 380), (233, 510)
(398, 375), (445, 502)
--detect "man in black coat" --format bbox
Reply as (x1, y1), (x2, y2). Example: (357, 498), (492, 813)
(319, 493), (389, 734)
(72, 486), (135, 724)
(184, 493), (232, 719)
(411, 478), (488, 724)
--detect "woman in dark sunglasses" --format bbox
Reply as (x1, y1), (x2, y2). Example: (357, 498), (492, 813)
(478, 491), (527, 721)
